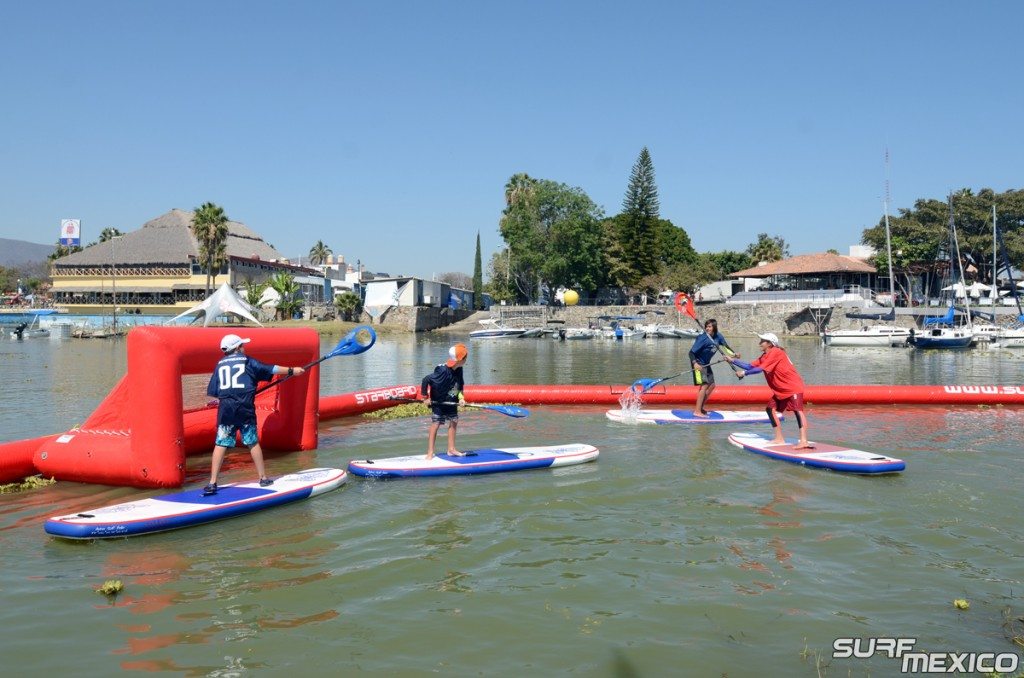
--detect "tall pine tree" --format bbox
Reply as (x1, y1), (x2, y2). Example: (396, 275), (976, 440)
(473, 232), (484, 309)
(620, 147), (660, 283)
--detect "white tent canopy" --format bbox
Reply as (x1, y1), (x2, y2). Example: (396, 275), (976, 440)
(168, 282), (264, 327)
(942, 282), (991, 298)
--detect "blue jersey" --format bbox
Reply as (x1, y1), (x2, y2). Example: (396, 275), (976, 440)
(207, 354), (277, 426)
(421, 364), (464, 415)
(689, 332), (732, 366)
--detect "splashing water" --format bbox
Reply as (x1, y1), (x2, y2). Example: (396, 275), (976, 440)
(617, 385), (644, 423)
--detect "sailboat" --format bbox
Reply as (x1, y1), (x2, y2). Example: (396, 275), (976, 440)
(823, 164), (910, 348)
(908, 196), (974, 349)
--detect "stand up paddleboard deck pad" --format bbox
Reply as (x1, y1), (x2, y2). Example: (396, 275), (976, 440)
(606, 409), (780, 424)
(727, 432), (905, 474)
(44, 468), (347, 539)
(349, 444), (599, 478)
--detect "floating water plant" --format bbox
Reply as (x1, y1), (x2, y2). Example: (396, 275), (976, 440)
(954, 598), (970, 610)
(96, 580), (124, 598)
(0, 475), (56, 494)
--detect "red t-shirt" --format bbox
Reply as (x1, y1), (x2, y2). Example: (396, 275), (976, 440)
(749, 346), (805, 397)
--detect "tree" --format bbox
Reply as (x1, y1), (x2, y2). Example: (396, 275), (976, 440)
(49, 241), (83, 261)
(191, 202), (229, 296)
(619, 147), (660, 283)
(268, 270), (302, 320)
(473, 232), (483, 310)
(499, 176), (605, 302)
(746, 233), (789, 263)
(242, 278), (268, 306)
(334, 291), (362, 321)
(438, 272), (473, 289)
(308, 240), (332, 266)
(704, 250), (753, 278)
(99, 227), (123, 242)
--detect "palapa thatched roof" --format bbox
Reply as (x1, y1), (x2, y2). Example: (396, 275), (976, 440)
(52, 208), (286, 267)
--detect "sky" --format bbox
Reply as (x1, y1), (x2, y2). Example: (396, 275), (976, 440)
(2, 1), (1022, 280)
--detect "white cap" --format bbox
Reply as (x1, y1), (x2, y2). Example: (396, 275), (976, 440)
(757, 332), (780, 346)
(220, 334), (251, 352)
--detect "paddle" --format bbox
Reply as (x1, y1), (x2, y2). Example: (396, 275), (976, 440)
(254, 325), (377, 395)
(673, 292), (740, 375)
(632, 358), (727, 393)
(387, 396), (529, 418)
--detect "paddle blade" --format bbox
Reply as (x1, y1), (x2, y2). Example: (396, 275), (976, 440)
(674, 292), (697, 320)
(329, 325), (377, 357)
(632, 378), (661, 393)
(484, 404), (529, 418)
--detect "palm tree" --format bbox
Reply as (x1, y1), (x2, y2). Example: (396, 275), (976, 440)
(504, 173), (536, 209)
(99, 227), (123, 242)
(268, 270), (302, 320)
(334, 291), (361, 321)
(309, 240), (333, 266)
(191, 202), (230, 296)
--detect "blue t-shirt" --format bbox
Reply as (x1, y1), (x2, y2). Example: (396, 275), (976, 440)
(421, 364), (464, 414)
(207, 353), (277, 426)
(689, 332), (731, 366)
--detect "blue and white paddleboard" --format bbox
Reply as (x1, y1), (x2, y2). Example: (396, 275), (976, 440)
(727, 432), (905, 474)
(606, 409), (779, 424)
(44, 468), (347, 539)
(348, 444), (598, 479)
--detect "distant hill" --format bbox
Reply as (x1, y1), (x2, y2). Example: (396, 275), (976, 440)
(0, 238), (55, 267)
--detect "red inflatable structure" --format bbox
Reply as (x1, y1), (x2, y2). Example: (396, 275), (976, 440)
(3, 328), (1024, 488)
(5, 327), (320, 488)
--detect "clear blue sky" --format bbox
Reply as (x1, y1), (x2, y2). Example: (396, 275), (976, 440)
(2, 1), (1021, 279)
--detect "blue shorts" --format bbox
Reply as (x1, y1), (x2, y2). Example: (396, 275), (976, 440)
(216, 423), (259, 448)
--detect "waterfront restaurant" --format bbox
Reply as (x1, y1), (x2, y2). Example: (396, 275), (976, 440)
(726, 252), (883, 305)
(50, 209), (318, 315)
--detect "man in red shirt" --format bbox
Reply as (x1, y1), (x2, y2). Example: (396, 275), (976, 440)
(727, 332), (812, 449)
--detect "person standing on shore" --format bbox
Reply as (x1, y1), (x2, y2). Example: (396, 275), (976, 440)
(421, 343), (468, 459)
(726, 332), (812, 449)
(203, 334), (306, 496)
(688, 318), (737, 417)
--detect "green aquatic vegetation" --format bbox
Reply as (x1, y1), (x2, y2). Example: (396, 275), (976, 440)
(364, 402), (429, 420)
(96, 580), (124, 601)
(0, 475), (56, 493)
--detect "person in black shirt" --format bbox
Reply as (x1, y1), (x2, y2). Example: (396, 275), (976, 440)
(420, 343), (468, 459)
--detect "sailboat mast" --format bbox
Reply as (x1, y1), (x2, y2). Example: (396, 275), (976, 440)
(992, 205), (997, 302)
(949, 194), (972, 329)
(883, 153), (896, 305)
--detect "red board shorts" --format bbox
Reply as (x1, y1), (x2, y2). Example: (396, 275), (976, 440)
(769, 393), (805, 413)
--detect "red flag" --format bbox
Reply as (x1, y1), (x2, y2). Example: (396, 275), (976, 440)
(674, 292), (697, 320)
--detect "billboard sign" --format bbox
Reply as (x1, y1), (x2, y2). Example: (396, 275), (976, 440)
(60, 219), (81, 246)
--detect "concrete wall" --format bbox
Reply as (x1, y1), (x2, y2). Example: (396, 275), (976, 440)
(362, 306), (475, 332)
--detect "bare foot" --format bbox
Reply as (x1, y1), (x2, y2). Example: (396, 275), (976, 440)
(793, 443), (816, 450)
(691, 411), (709, 418)
(426, 453), (434, 460)
(447, 450), (466, 457)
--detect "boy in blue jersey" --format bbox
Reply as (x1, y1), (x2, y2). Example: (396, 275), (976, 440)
(688, 319), (737, 417)
(420, 343), (468, 459)
(203, 334), (306, 496)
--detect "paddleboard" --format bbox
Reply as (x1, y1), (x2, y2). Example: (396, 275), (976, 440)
(727, 432), (905, 474)
(348, 444), (598, 478)
(606, 409), (780, 424)
(44, 468), (347, 539)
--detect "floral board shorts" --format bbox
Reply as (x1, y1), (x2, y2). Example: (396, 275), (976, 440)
(216, 423), (259, 448)
(430, 412), (459, 425)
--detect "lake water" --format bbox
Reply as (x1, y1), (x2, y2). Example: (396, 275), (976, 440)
(2, 331), (1023, 675)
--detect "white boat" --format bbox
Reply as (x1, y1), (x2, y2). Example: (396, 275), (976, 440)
(993, 327), (1024, 348)
(970, 323), (1002, 343)
(469, 317), (527, 339)
(561, 327), (598, 340)
(822, 325), (910, 347)
(469, 326), (527, 339)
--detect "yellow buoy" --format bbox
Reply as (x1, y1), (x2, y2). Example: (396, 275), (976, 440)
(563, 290), (579, 306)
